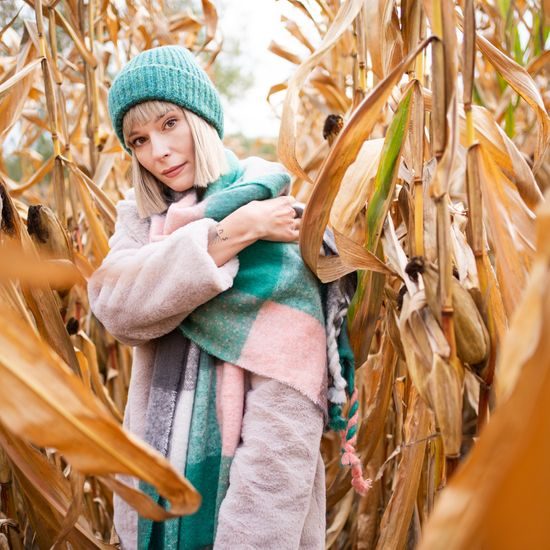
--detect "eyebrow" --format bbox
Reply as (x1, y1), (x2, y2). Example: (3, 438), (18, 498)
(127, 110), (179, 139)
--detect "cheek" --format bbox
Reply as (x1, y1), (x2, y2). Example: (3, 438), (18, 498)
(134, 149), (153, 172)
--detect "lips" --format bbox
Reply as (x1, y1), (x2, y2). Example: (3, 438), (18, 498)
(161, 162), (187, 178)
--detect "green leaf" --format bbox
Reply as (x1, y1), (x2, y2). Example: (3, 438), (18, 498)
(512, 27), (523, 65)
(348, 85), (414, 360)
(496, 0), (511, 20)
(505, 103), (515, 138)
(365, 87), (414, 251)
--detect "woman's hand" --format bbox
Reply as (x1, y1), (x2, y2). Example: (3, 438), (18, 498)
(207, 195), (300, 267)
(240, 195), (301, 242)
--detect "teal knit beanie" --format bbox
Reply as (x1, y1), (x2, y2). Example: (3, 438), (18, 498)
(108, 45), (224, 153)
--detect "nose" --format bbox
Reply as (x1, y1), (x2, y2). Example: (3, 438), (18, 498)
(150, 133), (171, 160)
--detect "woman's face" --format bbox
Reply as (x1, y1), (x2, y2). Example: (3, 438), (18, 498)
(127, 107), (196, 192)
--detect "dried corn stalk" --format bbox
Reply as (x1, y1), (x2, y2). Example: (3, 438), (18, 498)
(270, 0), (549, 547)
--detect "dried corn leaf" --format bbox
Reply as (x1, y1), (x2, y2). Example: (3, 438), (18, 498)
(376, 387), (430, 549)
(71, 170), (110, 264)
(0, 306), (200, 520)
(0, 425), (112, 548)
(0, 33), (40, 137)
(418, 200), (550, 548)
(477, 145), (536, 316)
(268, 41), (303, 65)
(357, 334), (397, 466)
(278, 0), (366, 182)
(472, 28), (550, 172)
(0, 246), (81, 290)
(300, 41), (432, 281)
(365, 0), (404, 78)
(200, 0), (218, 49)
(330, 138), (384, 235)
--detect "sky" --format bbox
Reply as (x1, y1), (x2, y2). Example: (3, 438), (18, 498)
(215, 0), (308, 137)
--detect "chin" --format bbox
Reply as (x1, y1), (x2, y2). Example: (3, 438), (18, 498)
(164, 178), (195, 193)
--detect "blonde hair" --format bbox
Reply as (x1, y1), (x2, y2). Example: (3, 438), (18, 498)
(122, 100), (228, 218)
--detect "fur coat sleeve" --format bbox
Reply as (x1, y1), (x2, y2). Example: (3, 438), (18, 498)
(88, 189), (239, 346)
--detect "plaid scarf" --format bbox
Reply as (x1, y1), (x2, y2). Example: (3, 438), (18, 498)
(138, 150), (366, 549)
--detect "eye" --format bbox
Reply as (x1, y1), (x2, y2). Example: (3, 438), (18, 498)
(164, 117), (178, 129)
(131, 136), (146, 147)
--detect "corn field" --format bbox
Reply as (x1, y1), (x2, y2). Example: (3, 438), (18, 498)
(0, 0), (548, 548)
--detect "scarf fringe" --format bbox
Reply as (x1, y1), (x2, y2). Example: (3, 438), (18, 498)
(326, 280), (372, 497)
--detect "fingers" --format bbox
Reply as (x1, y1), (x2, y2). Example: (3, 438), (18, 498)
(286, 196), (305, 220)
(281, 195), (296, 208)
(260, 216), (301, 243)
(256, 195), (302, 242)
(286, 217), (301, 241)
(292, 217), (301, 236)
(292, 218), (301, 241)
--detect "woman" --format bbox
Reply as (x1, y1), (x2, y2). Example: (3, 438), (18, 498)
(88, 45), (361, 550)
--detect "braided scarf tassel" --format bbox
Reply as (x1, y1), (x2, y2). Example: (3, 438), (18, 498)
(326, 286), (349, 407)
(325, 279), (371, 495)
(340, 388), (372, 496)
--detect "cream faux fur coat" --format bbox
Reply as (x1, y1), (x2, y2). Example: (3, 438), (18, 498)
(88, 157), (303, 547)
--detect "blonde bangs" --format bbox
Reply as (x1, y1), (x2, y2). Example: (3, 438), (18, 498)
(122, 100), (229, 219)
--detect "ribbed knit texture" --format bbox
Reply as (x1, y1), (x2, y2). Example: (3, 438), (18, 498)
(108, 45), (224, 152)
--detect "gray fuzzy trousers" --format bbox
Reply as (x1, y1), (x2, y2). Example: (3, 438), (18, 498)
(214, 373), (326, 550)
